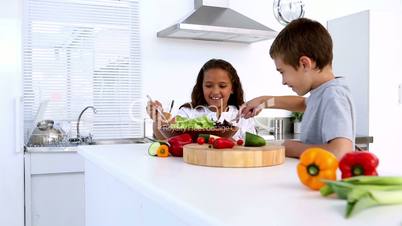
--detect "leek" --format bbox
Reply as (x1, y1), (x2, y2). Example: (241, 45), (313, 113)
(346, 189), (402, 218)
(320, 176), (402, 218)
(343, 176), (402, 185)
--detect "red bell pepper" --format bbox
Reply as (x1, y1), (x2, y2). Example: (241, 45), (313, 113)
(213, 138), (235, 149)
(339, 151), (379, 179)
(167, 133), (193, 157)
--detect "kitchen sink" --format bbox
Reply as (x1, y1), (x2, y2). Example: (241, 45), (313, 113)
(87, 137), (154, 145)
(27, 137), (156, 148)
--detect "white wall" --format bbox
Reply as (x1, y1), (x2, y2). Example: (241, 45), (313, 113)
(0, 0), (24, 225)
(141, 0), (401, 118)
(141, 0), (287, 117)
(304, 0), (401, 22)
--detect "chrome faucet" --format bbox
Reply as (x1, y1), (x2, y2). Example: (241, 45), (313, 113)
(77, 106), (97, 142)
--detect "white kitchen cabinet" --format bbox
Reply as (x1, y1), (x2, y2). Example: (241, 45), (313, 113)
(328, 10), (402, 172)
(25, 151), (85, 226)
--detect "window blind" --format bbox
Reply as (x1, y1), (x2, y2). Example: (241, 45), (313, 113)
(23, 0), (142, 140)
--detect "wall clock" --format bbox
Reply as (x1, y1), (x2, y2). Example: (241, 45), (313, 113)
(273, 0), (305, 25)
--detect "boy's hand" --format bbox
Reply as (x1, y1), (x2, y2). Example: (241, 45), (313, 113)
(283, 140), (306, 158)
(241, 97), (266, 118)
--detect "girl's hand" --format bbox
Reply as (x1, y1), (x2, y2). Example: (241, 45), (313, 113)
(146, 100), (164, 121)
(146, 100), (174, 126)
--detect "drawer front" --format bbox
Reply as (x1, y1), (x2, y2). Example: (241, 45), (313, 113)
(27, 152), (84, 175)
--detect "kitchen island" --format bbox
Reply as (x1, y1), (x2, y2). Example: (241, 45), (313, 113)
(78, 144), (402, 226)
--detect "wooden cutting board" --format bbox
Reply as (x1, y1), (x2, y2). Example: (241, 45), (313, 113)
(183, 143), (285, 168)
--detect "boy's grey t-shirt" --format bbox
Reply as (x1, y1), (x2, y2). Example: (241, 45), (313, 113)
(301, 77), (356, 146)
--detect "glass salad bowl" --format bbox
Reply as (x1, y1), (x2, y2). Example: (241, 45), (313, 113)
(158, 115), (238, 141)
(158, 126), (239, 141)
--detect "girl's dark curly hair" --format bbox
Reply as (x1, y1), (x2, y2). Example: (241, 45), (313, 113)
(181, 59), (245, 110)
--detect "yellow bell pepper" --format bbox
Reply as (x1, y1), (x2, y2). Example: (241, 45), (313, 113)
(297, 148), (338, 190)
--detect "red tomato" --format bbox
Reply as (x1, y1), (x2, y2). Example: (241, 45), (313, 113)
(208, 137), (215, 144)
(197, 137), (205, 145)
(236, 139), (244, 145)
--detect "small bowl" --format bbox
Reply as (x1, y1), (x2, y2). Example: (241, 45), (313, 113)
(159, 127), (239, 141)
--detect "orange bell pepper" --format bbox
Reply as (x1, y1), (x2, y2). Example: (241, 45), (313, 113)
(156, 144), (169, 157)
(297, 148), (338, 190)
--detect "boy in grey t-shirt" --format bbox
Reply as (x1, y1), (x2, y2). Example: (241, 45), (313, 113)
(241, 18), (355, 159)
(301, 77), (355, 148)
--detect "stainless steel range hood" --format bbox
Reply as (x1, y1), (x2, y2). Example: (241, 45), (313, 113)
(157, 0), (277, 43)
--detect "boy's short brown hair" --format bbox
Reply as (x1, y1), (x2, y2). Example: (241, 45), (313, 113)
(269, 18), (333, 71)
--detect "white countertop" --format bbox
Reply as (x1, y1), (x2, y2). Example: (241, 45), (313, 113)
(78, 144), (402, 226)
(25, 146), (79, 152)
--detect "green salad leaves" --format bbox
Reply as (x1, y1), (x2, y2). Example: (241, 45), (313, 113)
(170, 116), (214, 129)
